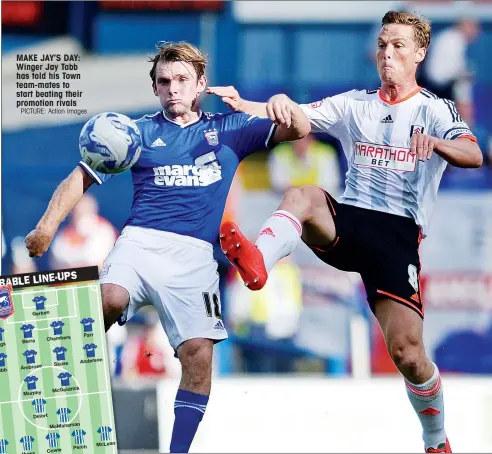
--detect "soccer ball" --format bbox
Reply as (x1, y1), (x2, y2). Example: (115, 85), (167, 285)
(79, 112), (142, 174)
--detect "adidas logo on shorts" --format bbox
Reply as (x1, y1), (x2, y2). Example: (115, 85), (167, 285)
(381, 114), (393, 123)
(214, 320), (225, 330)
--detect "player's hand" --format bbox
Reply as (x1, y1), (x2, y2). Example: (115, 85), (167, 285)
(25, 227), (55, 258)
(206, 86), (243, 111)
(266, 94), (294, 128)
(410, 133), (440, 161)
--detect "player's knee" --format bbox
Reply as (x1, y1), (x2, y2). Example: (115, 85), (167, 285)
(281, 185), (324, 221)
(389, 335), (426, 374)
(101, 284), (129, 328)
(177, 338), (213, 381)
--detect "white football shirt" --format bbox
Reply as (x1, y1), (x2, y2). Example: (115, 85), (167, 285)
(300, 87), (476, 235)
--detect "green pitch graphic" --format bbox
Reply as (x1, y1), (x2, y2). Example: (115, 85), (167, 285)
(0, 274), (117, 453)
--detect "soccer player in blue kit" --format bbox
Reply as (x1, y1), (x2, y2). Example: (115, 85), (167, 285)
(25, 41), (310, 452)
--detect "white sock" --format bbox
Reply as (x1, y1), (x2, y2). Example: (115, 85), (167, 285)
(405, 363), (447, 450)
(255, 210), (302, 273)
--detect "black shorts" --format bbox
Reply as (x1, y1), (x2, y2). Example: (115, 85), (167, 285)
(304, 191), (424, 319)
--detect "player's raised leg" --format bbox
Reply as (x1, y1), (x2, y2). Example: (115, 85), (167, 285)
(374, 299), (451, 453)
(220, 185), (336, 290)
(170, 338), (213, 453)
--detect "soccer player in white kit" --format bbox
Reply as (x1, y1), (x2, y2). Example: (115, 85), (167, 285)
(209, 11), (483, 453)
(25, 42), (310, 452)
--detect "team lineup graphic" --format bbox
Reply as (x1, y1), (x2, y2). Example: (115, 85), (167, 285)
(0, 267), (117, 453)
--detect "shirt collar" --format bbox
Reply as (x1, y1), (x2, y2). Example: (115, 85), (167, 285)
(162, 110), (203, 128)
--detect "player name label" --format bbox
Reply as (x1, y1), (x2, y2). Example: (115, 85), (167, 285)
(24, 391), (41, 396)
(47, 449), (61, 453)
(33, 413), (47, 419)
(80, 358), (102, 364)
(23, 339), (35, 344)
(32, 310), (49, 316)
(54, 361), (68, 366)
(21, 364), (41, 370)
(97, 442), (116, 447)
(73, 445), (87, 450)
(47, 335), (71, 341)
(83, 333), (94, 338)
(0, 368), (6, 373)
(52, 386), (80, 393)
(50, 422), (80, 429)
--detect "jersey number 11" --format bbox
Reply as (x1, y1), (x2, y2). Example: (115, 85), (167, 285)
(202, 292), (222, 319)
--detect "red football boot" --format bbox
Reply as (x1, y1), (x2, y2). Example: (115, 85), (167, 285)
(219, 221), (267, 290)
(426, 438), (452, 453)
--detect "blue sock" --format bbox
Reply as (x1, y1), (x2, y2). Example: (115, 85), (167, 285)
(169, 389), (209, 453)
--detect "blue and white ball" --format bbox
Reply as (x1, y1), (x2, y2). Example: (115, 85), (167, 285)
(79, 112), (142, 174)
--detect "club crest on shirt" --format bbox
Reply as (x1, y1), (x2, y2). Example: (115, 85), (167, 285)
(0, 285), (14, 320)
(410, 125), (425, 137)
(204, 129), (219, 146)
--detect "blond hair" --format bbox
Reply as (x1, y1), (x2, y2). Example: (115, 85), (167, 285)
(382, 10), (431, 49)
(149, 41), (208, 83)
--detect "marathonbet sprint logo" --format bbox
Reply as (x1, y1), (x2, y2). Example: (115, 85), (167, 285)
(153, 152), (222, 187)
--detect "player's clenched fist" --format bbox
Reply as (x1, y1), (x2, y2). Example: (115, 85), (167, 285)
(410, 132), (440, 161)
(25, 227), (55, 258)
(266, 94), (295, 128)
(206, 86), (243, 111)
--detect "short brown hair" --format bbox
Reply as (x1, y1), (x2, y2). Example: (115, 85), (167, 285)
(149, 41), (208, 83)
(382, 10), (431, 49)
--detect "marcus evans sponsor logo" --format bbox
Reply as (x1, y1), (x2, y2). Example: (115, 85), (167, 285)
(354, 141), (416, 172)
(153, 152), (222, 187)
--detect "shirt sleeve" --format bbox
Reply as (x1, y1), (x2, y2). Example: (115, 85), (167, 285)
(233, 113), (276, 160)
(429, 98), (477, 142)
(299, 90), (355, 137)
(78, 161), (114, 185)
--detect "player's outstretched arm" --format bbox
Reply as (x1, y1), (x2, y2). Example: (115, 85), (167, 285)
(206, 86), (268, 117)
(25, 166), (95, 258)
(207, 86), (310, 142)
(433, 138), (483, 168)
(267, 94), (311, 143)
(411, 133), (483, 168)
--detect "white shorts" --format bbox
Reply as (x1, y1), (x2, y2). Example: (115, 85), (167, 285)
(99, 226), (227, 350)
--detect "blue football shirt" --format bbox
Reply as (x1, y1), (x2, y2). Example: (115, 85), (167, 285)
(50, 320), (64, 335)
(80, 318), (95, 332)
(57, 372), (72, 387)
(79, 110), (275, 244)
(20, 324), (35, 338)
(24, 376), (38, 390)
